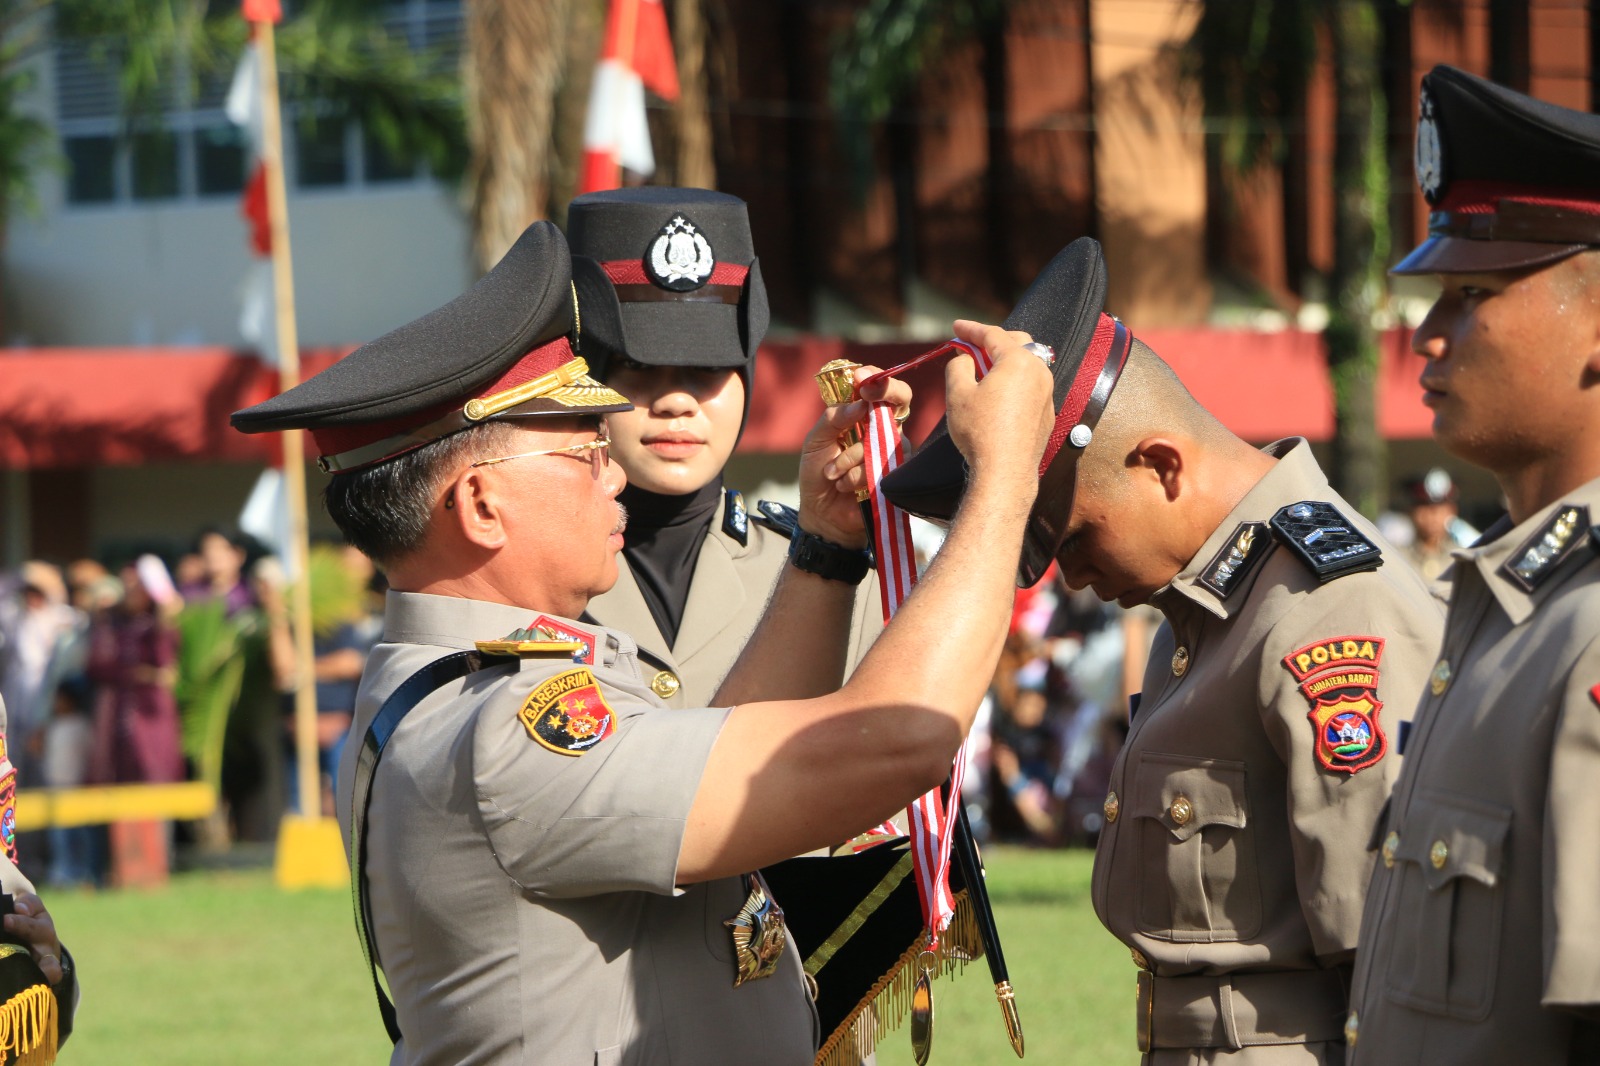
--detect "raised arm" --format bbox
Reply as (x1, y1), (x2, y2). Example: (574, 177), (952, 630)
(679, 322), (1055, 882)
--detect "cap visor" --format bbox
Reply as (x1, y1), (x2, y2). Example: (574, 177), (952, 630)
(1391, 235), (1587, 275)
(615, 301), (748, 367)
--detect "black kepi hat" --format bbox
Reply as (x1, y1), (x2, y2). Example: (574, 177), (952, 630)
(1394, 65), (1600, 275)
(231, 221), (631, 472)
(880, 237), (1132, 588)
(566, 187), (769, 373)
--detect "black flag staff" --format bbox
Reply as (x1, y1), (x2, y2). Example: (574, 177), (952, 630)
(814, 359), (1024, 1062)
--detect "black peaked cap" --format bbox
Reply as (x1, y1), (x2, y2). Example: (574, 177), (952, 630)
(567, 187), (769, 372)
(881, 237), (1119, 587)
(232, 221), (583, 433)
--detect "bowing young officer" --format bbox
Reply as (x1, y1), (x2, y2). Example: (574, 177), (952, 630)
(1344, 66), (1600, 1066)
(883, 237), (1443, 1065)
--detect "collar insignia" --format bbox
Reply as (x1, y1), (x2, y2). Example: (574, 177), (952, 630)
(646, 214), (715, 292)
(1416, 86), (1444, 203)
(1270, 501), (1383, 583)
(724, 488), (749, 547)
(1198, 521), (1271, 598)
(725, 871), (787, 986)
(1502, 505), (1588, 592)
(518, 668), (616, 756)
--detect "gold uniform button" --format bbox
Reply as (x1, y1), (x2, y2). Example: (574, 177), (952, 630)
(650, 670), (681, 699)
(1169, 795), (1193, 827)
(1171, 646), (1190, 677)
(1430, 658), (1452, 696)
(1430, 839), (1449, 869)
(1382, 830), (1399, 869)
(1344, 1010), (1358, 1046)
(1103, 791), (1120, 824)
(1130, 948), (1149, 970)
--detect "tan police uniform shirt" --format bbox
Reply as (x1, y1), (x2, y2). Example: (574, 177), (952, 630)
(1346, 476), (1600, 1065)
(585, 492), (883, 707)
(335, 591), (818, 1066)
(1091, 440), (1444, 1065)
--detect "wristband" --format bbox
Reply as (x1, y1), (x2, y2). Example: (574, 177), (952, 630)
(787, 528), (872, 585)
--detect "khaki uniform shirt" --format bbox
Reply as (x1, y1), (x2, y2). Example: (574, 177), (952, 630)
(1091, 440), (1443, 1063)
(336, 591), (818, 1066)
(1347, 475), (1600, 1065)
(586, 492), (883, 707)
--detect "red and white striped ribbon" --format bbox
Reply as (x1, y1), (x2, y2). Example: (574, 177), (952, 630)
(857, 338), (990, 945)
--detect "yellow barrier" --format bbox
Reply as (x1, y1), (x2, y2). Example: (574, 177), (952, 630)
(14, 783), (217, 830)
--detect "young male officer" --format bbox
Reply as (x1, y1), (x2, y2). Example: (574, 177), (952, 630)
(230, 220), (1055, 1065)
(566, 187), (880, 706)
(883, 237), (1444, 1064)
(1344, 65), (1600, 1066)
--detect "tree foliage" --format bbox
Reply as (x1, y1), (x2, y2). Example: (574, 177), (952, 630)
(0, 0), (57, 227)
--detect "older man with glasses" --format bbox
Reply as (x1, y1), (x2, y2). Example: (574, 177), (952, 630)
(231, 220), (1056, 1065)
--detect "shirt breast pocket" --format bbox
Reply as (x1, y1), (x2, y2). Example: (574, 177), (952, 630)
(1383, 790), (1511, 1021)
(1131, 752), (1260, 942)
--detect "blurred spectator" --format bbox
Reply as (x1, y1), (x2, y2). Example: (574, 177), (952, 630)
(42, 678), (97, 888)
(180, 529), (257, 619)
(1399, 468), (1479, 582)
(0, 563), (82, 753)
(87, 556), (184, 786)
(991, 655), (1065, 844)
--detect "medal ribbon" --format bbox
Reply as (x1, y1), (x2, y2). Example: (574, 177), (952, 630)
(856, 338), (991, 946)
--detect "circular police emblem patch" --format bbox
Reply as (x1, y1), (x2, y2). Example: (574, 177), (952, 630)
(517, 668), (617, 756)
(1416, 87), (1444, 202)
(646, 214), (715, 291)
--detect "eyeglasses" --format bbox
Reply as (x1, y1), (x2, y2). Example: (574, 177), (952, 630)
(470, 435), (612, 479)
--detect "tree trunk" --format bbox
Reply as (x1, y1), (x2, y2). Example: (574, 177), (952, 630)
(465, 0), (572, 270)
(667, 0), (715, 188)
(1326, 0), (1387, 518)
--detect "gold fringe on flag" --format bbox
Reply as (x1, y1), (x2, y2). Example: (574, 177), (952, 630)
(813, 890), (983, 1066)
(0, 983), (57, 1065)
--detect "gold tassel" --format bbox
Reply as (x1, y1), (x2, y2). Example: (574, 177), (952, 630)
(0, 984), (57, 1065)
(813, 891), (985, 1066)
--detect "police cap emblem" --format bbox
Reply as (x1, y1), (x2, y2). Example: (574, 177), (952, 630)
(646, 214), (716, 292)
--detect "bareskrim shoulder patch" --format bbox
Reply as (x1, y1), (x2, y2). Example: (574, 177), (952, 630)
(646, 214), (715, 291)
(518, 668), (617, 756)
(1282, 636), (1388, 774)
(1270, 501), (1383, 583)
(1198, 521), (1272, 598)
(1502, 504), (1588, 592)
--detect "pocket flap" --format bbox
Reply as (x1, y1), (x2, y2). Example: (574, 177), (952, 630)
(1131, 752), (1249, 842)
(1393, 790), (1511, 891)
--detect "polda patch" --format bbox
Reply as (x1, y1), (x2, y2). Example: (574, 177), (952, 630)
(518, 669), (616, 756)
(1282, 636), (1387, 774)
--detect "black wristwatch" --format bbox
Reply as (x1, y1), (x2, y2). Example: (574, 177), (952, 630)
(787, 528), (873, 585)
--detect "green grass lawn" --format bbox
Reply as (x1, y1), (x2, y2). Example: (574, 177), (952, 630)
(46, 846), (1140, 1064)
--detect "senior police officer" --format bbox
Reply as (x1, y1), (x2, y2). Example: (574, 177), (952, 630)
(230, 220), (1056, 1065)
(883, 237), (1444, 1064)
(566, 187), (881, 707)
(1344, 66), (1600, 1065)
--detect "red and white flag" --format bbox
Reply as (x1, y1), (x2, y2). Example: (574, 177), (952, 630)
(226, 26), (275, 353)
(578, 0), (680, 194)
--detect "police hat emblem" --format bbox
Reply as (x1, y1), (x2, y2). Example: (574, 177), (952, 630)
(1416, 86), (1445, 202)
(646, 214), (715, 291)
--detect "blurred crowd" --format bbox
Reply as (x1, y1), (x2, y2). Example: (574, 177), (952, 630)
(0, 529), (384, 889)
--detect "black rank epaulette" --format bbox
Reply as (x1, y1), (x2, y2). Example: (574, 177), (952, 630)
(723, 488), (749, 547)
(754, 500), (799, 540)
(1270, 501), (1383, 583)
(1198, 521), (1272, 598)
(1502, 504), (1589, 592)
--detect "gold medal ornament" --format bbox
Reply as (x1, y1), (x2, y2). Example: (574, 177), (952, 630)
(726, 872), (787, 986)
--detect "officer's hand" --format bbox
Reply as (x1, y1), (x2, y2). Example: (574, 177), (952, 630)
(4, 893), (65, 987)
(946, 319), (1054, 494)
(796, 365), (913, 549)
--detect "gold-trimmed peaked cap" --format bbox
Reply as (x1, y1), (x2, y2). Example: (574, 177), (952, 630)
(230, 221), (632, 472)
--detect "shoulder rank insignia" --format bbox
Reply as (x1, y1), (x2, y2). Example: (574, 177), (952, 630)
(1502, 505), (1588, 592)
(723, 488), (749, 547)
(1270, 501), (1383, 583)
(754, 499), (799, 541)
(476, 632), (587, 659)
(518, 668), (617, 756)
(1198, 521), (1272, 598)
(1282, 636), (1387, 774)
(521, 615), (595, 664)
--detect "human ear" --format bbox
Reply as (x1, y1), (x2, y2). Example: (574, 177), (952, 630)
(1134, 437), (1184, 501)
(451, 470), (509, 551)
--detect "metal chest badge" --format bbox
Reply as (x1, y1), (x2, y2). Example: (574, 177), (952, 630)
(517, 668), (617, 756)
(725, 870), (787, 986)
(647, 214), (715, 291)
(1282, 636), (1388, 774)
